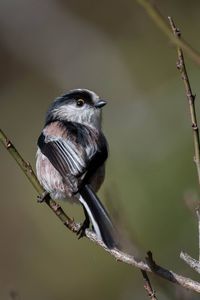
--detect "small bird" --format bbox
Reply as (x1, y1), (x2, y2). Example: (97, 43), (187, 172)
(36, 89), (117, 248)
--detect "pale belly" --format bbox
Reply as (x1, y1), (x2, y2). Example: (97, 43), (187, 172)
(36, 148), (105, 202)
(36, 149), (78, 202)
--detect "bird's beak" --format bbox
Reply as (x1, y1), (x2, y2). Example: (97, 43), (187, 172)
(94, 99), (107, 108)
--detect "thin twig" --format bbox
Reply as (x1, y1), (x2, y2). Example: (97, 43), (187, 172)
(168, 16), (200, 184)
(180, 210), (200, 273)
(168, 16), (200, 274)
(136, 0), (200, 67)
(180, 252), (200, 274)
(141, 270), (157, 300)
(1, 128), (200, 293)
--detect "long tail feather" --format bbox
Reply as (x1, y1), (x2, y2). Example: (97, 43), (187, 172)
(79, 185), (117, 249)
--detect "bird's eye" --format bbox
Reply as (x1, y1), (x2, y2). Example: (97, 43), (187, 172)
(76, 99), (85, 107)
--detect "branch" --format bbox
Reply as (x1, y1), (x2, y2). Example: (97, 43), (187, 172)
(136, 0), (200, 67)
(180, 252), (200, 274)
(141, 269), (157, 300)
(179, 209), (200, 274)
(168, 16), (200, 275)
(168, 16), (200, 184)
(1, 128), (200, 294)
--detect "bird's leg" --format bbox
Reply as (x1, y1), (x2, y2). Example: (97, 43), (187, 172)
(77, 205), (90, 239)
(37, 191), (51, 203)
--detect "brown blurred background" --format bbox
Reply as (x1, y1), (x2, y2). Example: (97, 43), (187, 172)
(1, 0), (200, 299)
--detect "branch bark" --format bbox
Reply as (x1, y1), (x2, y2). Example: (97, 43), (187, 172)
(179, 209), (200, 274)
(141, 269), (157, 300)
(168, 16), (200, 184)
(180, 252), (200, 274)
(136, 0), (200, 67)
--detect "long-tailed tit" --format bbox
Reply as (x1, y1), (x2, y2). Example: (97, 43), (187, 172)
(36, 89), (117, 248)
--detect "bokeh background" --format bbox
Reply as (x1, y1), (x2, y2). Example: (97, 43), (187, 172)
(1, 0), (200, 299)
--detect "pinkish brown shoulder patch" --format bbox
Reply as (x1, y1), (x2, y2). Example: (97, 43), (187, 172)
(43, 121), (68, 138)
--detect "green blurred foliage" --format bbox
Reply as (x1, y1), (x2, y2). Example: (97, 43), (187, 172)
(1, 0), (200, 299)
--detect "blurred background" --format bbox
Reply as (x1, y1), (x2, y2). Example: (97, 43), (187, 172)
(1, 0), (200, 299)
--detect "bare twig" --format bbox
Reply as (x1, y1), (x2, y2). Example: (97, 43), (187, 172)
(141, 270), (157, 300)
(168, 16), (200, 185)
(179, 209), (200, 273)
(136, 0), (200, 67)
(180, 252), (200, 274)
(1, 128), (200, 294)
(146, 251), (159, 272)
(168, 16), (200, 274)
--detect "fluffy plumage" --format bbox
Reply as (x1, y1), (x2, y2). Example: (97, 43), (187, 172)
(36, 89), (117, 248)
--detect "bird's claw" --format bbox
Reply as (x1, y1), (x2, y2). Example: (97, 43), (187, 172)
(37, 191), (50, 203)
(77, 218), (90, 239)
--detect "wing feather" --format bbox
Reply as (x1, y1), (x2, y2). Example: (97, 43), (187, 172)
(38, 133), (86, 179)
(37, 121), (108, 187)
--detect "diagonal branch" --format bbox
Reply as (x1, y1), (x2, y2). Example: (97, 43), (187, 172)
(168, 16), (200, 274)
(168, 16), (200, 185)
(136, 0), (200, 67)
(1, 127), (200, 294)
(180, 209), (200, 274)
(141, 269), (158, 300)
(180, 252), (200, 274)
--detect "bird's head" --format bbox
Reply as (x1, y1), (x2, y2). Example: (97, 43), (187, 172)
(45, 89), (107, 129)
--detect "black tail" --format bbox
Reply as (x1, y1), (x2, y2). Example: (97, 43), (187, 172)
(79, 185), (117, 249)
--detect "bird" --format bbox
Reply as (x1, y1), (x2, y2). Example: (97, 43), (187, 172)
(36, 88), (117, 249)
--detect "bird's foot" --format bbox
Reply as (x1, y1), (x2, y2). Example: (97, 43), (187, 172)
(37, 191), (50, 203)
(77, 218), (90, 239)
